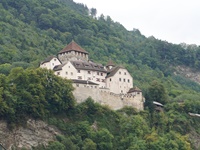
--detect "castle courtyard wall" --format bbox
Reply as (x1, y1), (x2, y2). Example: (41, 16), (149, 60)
(73, 86), (144, 110)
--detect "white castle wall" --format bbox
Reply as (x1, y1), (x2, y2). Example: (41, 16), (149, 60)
(73, 86), (144, 111)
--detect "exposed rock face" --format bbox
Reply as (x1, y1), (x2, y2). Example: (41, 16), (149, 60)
(0, 119), (61, 150)
(175, 66), (200, 84)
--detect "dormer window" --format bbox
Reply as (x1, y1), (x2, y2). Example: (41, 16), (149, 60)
(119, 71), (121, 74)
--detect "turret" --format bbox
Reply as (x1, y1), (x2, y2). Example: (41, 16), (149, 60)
(106, 59), (115, 70)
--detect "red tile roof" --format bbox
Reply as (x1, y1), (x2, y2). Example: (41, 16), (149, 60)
(58, 40), (88, 54)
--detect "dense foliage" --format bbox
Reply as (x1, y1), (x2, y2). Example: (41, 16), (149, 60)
(33, 98), (199, 150)
(0, 0), (200, 149)
(0, 68), (74, 126)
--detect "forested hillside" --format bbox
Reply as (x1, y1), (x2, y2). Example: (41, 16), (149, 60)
(0, 0), (200, 149)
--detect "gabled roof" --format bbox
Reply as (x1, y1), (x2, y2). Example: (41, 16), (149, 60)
(72, 79), (99, 85)
(106, 66), (125, 78)
(71, 60), (107, 73)
(53, 63), (66, 71)
(41, 56), (57, 64)
(58, 40), (88, 54)
(128, 87), (142, 93)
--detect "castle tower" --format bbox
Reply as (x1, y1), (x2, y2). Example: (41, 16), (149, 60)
(58, 40), (89, 63)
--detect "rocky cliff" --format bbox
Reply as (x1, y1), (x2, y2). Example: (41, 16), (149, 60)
(0, 119), (61, 150)
(175, 66), (200, 84)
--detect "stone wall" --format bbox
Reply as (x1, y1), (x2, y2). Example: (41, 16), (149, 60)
(73, 86), (144, 110)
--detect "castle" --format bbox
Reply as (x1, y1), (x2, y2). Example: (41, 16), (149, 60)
(40, 41), (144, 110)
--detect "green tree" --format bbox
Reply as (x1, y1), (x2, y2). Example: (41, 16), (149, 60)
(47, 141), (65, 150)
(83, 138), (96, 150)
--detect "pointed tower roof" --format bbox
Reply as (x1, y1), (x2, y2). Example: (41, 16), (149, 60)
(58, 40), (88, 54)
(106, 59), (115, 67)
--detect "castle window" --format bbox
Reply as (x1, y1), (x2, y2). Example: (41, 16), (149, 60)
(66, 72), (68, 75)
(101, 73), (103, 76)
(102, 79), (105, 82)
(77, 70), (80, 73)
(119, 71), (121, 74)
(124, 72), (126, 75)
(110, 78), (112, 81)
(124, 79), (126, 82)
(57, 72), (60, 75)
(119, 78), (121, 81)
(97, 72), (99, 75)
(88, 77), (91, 80)
(68, 66), (70, 68)
(96, 78), (100, 81)
(128, 79), (130, 83)
(71, 72), (73, 75)
(88, 71), (91, 74)
(54, 59), (56, 61)
(52, 63), (54, 66)
(78, 76), (82, 79)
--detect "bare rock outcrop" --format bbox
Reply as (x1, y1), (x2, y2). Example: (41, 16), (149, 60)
(175, 66), (200, 84)
(0, 119), (61, 150)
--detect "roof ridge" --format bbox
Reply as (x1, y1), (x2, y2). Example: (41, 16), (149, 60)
(58, 40), (88, 54)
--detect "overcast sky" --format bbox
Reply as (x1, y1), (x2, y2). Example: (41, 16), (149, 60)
(73, 0), (200, 45)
